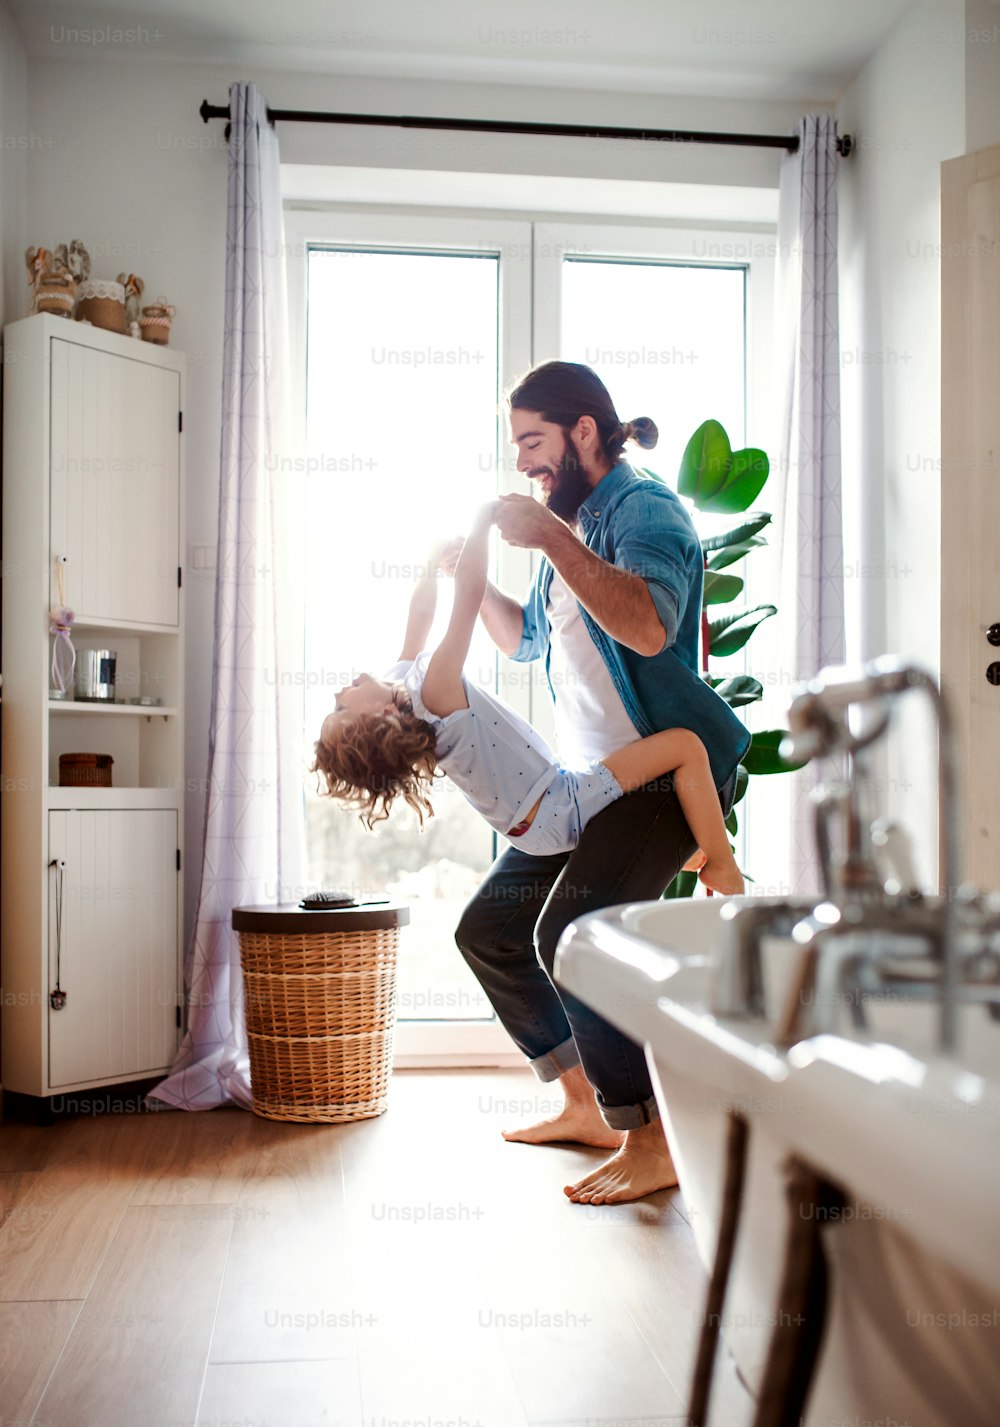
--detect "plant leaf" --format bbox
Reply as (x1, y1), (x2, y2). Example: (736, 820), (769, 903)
(741, 729), (808, 775)
(700, 512), (773, 551)
(732, 762), (749, 805)
(662, 868), (698, 900)
(702, 571), (743, 605)
(707, 603), (777, 657)
(677, 419), (731, 505)
(711, 674), (764, 708)
(636, 465), (666, 485)
(725, 808), (739, 836)
(706, 537), (767, 571)
(697, 448), (770, 514)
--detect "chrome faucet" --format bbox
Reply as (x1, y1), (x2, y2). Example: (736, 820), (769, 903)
(783, 658), (962, 1052)
(711, 658), (967, 1055)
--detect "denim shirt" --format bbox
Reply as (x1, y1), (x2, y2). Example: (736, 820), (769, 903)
(512, 462), (751, 790)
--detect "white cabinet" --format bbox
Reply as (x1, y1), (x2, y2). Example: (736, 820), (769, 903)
(49, 340), (181, 628)
(1, 315), (185, 1104)
(47, 810), (179, 1087)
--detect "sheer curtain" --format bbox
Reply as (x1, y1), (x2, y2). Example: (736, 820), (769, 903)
(765, 113), (846, 894)
(150, 82), (305, 1110)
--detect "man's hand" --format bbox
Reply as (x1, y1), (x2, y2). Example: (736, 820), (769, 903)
(495, 492), (564, 552)
(497, 492), (666, 656)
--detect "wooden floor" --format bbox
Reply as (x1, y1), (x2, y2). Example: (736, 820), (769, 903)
(0, 1068), (753, 1427)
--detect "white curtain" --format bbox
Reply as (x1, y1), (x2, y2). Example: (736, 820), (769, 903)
(768, 114), (845, 894)
(150, 82), (306, 1110)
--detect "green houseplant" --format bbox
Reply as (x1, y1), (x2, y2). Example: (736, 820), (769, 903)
(642, 418), (802, 897)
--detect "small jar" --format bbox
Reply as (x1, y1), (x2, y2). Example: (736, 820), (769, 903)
(139, 298), (176, 346)
(34, 272), (77, 318)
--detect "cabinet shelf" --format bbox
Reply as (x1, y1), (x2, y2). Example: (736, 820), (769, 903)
(49, 701), (178, 718)
(70, 617), (180, 637)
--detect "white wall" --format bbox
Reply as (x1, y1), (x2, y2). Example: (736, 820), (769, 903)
(837, 0), (966, 887)
(23, 57), (810, 940)
(0, 1), (27, 329)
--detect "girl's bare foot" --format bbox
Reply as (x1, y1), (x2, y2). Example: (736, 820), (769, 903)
(564, 1119), (678, 1204)
(502, 1064), (624, 1149)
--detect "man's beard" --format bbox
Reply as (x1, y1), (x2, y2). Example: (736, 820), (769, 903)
(538, 436), (591, 522)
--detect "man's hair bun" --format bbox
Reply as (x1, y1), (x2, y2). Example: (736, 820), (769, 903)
(622, 416), (658, 450)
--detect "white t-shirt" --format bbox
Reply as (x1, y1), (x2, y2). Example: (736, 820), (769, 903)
(546, 568), (640, 768)
(385, 654), (559, 835)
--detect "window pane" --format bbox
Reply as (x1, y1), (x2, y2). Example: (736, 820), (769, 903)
(560, 257), (748, 671)
(560, 256), (749, 868)
(303, 248), (500, 1022)
(561, 257), (746, 471)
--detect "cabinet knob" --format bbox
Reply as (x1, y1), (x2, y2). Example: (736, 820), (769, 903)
(988, 623), (1000, 647)
(987, 662), (1000, 686)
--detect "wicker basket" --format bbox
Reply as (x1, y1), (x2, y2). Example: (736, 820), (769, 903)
(233, 903), (409, 1124)
(75, 279), (127, 334)
(34, 273), (77, 317)
(59, 752), (113, 787)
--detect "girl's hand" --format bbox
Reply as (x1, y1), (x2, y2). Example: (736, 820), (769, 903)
(435, 538), (464, 577)
(471, 498), (501, 530)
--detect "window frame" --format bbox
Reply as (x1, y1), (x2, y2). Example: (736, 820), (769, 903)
(282, 206), (778, 1066)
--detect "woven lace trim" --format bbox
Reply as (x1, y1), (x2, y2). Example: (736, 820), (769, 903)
(77, 279), (125, 301)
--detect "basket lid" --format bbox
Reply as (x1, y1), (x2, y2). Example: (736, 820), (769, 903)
(232, 901), (409, 933)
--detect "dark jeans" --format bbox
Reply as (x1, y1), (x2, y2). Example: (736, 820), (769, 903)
(455, 774), (731, 1130)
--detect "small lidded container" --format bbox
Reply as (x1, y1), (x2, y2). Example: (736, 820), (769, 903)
(139, 298), (176, 345)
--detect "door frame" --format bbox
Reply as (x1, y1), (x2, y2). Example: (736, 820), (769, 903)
(941, 143), (1000, 891)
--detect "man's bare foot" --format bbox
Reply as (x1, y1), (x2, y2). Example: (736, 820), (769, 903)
(502, 1064), (624, 1149)
(564, 1119), (679, 1204)
(698, 854), (744, 897)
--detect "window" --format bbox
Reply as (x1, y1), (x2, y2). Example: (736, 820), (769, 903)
(286, 210), (772, 1062)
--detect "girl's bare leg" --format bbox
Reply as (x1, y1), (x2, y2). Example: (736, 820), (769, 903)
(602, 730), (744, 895)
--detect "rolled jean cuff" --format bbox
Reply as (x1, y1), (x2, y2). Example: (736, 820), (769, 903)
(529, 1035), (581, 1083)
(599, 1093), (662, 1131)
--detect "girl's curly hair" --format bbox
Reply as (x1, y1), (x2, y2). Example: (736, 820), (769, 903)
(312, 701), (440, 829)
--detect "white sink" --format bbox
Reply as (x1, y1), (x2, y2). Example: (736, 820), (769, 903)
(556, 896), (1000, 1427)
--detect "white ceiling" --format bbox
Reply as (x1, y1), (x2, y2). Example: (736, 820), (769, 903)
(9, 0), (916, 101)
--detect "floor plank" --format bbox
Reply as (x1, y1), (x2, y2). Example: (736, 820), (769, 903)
(0, 1170), (38, 1233)
(0, 1121), (59, 1172)
(0, 1298), (82, 1423)
(32, 1203), (233, 1427)
(0, 1116), (152, 1300)
(209, 1119), (357, 1364)
(198, 1359), (364, 1427)
(356, 1334), (530, 1427)
(129, 1105), (257, 1206)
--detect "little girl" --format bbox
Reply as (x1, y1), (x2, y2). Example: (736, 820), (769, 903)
(314, 501), (744, 896)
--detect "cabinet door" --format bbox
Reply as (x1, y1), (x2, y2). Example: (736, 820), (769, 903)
(49, 340), (180, 627)
(47, 809), (179, 1087)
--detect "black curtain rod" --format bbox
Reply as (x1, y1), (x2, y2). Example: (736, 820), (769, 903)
(198, 99), (854, 157)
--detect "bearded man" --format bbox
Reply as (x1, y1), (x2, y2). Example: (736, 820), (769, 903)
(454, 360), (750, 1203)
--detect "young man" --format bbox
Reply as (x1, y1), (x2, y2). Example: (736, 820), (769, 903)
(453, 360), (750, 1204)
